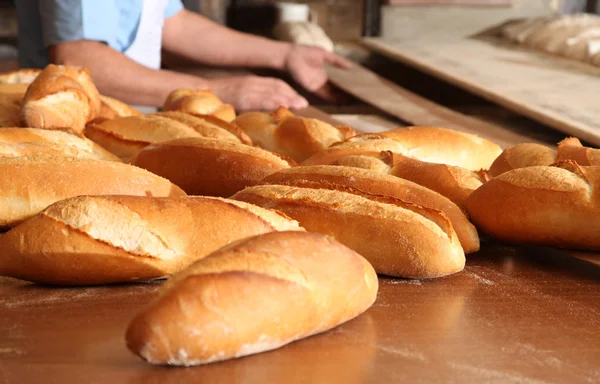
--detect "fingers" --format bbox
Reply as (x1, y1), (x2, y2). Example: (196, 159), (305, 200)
(324, 52), (352, 69)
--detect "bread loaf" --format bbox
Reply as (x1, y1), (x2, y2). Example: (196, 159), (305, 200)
(188, 113), (252, 145)
(557, 137), (600, 166)
(0, 83), (29, 105)
(390, 154), (488, 211)
(150, 111), (243, 143)
(234, 107), (355, 162)
(0, 127), (121, 162)
(303, 127), (502, 171)
(233, 185), (465, 278)
(125, 231), (377, 366)
(0, 68), (41, 84)
(0, 196), (303, 285)
(21, 65), (101, 134)
(96, 95), (142, 121)
(302, 136), (402, 167)
(163, 89), (236, 122)
(465, 161), (600, 250)
(259, 165), (479, 253)
(488, 143), (557, 177)
(0, 100), (22, 127)
(132, 137), (294, 197)
(85, 115), (202, 162)
(333, 152), (394, 173)
(0, 156), (185, 228)
(0, 141), (96, 159)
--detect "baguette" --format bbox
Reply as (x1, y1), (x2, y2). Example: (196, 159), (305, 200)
(260, 165), (479, 253)
(233, 185), (465, 278)
(0, 100), (22, 127)
(0, 127), (121, 162)
(97, 95), (142, 121)
(488, 143), (557, 177)
(0, 196), (303, 285)
(234, 107), (355, 162)
(188, 113), (252, 145)
(125, 231), (377, 366)
(85, 115), (202, 162)
(0, 141), (96, 159)
(0, 156), (185, 228)
(0, 68), (41, 84)
(163, 89), (236, 122)
(389, 154), (488, 211)
(557, 137), (600, 166)
(333, 152), (394, 173)
(150, 111), (242, 143)
(21, 65), (101, 134)
(132, 137), (293, 197)
(303, 127), (502, 171)
(465, 161), (600, 250)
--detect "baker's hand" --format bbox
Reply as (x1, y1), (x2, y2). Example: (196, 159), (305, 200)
(208, 75), (308, 112)
(284, 44), (351, 93)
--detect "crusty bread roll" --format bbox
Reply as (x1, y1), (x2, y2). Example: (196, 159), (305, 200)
(233, 185), (465, 278)
(557, 137), (600, 166)
(0, 127), (120, 162)
(488, 143), (557, 177)
(96, 95), (142, 121)
(234, 107), (355, 162)
(259, 165), (479, 253)
(333, 152), (394, 173)
(125, 231), (377, 366)
(304, 127), (502, 171)
(150, 111), (243, 144)
(389, 154), (488, 211)
(0, 156), (185, 228)
(85, 115), (202, 162)
(164, 89), (236, 122)
(132, 137), (294, 197)
(466, 161), (600, 250)
(188, 113), (252, 145)
(0, 141), (97, 159)
(0, 68), (41, 84)
(0, 83), (29, 105)
(21, 65), (102, 134)
(0, 99), (22, 127)
(0, 196), (303, 285)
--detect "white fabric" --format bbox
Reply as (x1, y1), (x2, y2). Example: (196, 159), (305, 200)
(124, 0), (169, 112)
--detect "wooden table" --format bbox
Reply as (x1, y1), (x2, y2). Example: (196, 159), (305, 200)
(2, 241), (600, 383)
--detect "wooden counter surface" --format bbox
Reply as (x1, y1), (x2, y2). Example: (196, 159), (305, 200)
(2, 241), (600, 384)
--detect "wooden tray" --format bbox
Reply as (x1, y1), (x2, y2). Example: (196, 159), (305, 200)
(362, 36), (600, 147)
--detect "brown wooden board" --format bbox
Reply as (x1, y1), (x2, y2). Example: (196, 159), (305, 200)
(2, 242), (600, 383)
(362, 36), (600, 147)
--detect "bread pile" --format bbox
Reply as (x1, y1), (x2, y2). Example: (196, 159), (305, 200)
(501, 13), (600, 67)
(1, 63), (598, 367)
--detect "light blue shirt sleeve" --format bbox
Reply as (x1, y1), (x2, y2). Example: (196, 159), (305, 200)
(37, 0), (119, 49)
(164, 0), (184, 18)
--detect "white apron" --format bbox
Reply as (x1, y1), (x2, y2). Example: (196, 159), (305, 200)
(124, 0), (169, 113)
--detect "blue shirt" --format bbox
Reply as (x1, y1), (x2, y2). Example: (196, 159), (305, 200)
(16, 0), (183, 68)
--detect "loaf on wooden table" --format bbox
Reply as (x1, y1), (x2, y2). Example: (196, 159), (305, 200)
(488, 143), (557, 177)
(0, 156), (185, 228)
(234, 107), (355, 162)
(150, 111), (245, 144)
(233, 185), (465, 278)
(85, 115), (202, 161)
(260, 165), (479, 253)
(0, 196), (303, 285)
(21, 65), (101, 134)
(389, 153), (488, 211)
(0, 127), (121, 162)
(466, 161), (600, 250)
(126, 231), (377, 366)
(132, 137), (294, 197)
(557, 137), (600, 165)
(0, 68), (41, 84)
(303, 126), (502, 171)
(0, 100), (22, 127)
(163, 89), (236, 122)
